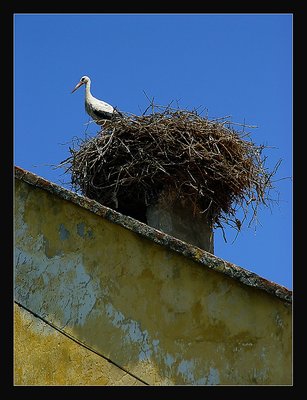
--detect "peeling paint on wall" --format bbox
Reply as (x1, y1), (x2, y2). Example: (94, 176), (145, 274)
(15, 245), (100, 328)
(59, 223), (70, 241)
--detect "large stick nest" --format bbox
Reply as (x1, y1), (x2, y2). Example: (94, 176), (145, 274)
(60, 105), (279, 234)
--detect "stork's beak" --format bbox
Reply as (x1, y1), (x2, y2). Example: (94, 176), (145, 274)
(71, 81), (84, 93)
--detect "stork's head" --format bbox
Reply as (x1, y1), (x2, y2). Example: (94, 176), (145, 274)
(71, 75), (91, 93)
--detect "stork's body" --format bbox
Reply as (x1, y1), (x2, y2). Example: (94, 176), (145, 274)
(72, 76), (122, 124)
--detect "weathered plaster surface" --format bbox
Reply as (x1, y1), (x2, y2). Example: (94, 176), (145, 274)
(15, 166), (291, 303)
(146, 197), (214, 253)
(14, 303), (145, 386)
(14, 168), (292, 385)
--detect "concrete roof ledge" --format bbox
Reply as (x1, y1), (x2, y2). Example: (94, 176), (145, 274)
(14, 165), (292, 304)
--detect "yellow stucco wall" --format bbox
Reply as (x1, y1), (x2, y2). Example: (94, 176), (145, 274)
(14, 175), (292, 385)
(14, 303), (145, 386)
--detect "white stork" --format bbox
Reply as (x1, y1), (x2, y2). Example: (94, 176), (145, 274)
(71, 75), (123, 124)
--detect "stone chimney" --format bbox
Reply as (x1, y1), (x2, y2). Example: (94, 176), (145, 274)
(146, 195), (214, 254)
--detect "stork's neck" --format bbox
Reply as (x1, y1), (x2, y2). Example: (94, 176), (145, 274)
(85, 80), (93, 101)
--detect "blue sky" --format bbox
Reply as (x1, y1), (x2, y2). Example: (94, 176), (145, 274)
(14, 14), (292, 289)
